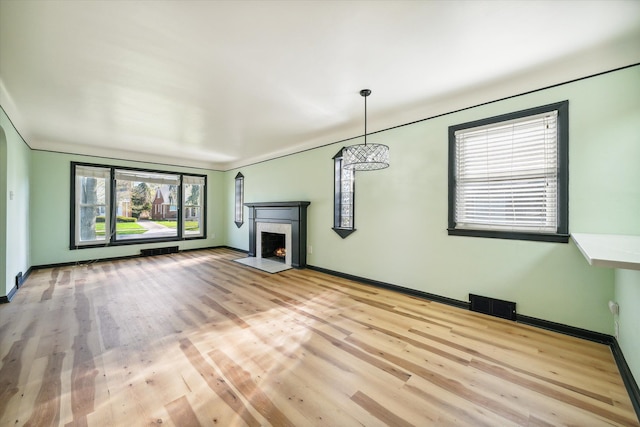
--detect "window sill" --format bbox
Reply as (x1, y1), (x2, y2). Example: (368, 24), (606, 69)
(70, 235), (205, 250)
(448, 228), (569, 243)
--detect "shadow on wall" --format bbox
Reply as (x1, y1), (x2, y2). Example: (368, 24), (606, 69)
(514, 242), (614, 333)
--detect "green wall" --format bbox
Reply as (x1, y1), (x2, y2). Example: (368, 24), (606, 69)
(616, 270), (640, 383)
(226, 65), (640, 336)
(29, 151), (226, 266)
(0, 123), (6, 297)
(0, 107), (31, 298)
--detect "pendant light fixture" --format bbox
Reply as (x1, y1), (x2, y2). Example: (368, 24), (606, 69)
(342, 89), (389, 171)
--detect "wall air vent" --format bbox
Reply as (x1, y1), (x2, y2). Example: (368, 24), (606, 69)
(15, 272), (24, 288)
(141, 246), (179, 257)
(469, 294), (517, 321)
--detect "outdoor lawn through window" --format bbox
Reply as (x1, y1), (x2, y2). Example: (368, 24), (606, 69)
(95, 222), (147, 236)
(94, 220), (200, 237)
(72, 163), (206, 247)
(153, 221), (201, 233)
(114, 170), (180, 241)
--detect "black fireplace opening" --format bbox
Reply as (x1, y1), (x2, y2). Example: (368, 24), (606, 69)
(261, 232), (286, 263)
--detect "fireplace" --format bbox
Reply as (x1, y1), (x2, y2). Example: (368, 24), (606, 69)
(256, 221), (292, 265)
(261, 232), (286, 263)
(245, 201), (310, 268)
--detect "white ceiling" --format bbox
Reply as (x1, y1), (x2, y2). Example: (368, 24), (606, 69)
(1, 1), (639, 171)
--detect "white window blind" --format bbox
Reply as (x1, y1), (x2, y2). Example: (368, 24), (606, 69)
(183, 175), (205, 185)
(76, 165), (110, 179)
(115, 169), (180, 185)
(454, 110), (559, 233)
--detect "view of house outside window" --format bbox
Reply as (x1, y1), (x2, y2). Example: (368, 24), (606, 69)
(71, 163), (206, 248)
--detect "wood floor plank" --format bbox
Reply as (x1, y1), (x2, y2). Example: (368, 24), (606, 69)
(0, 339), (27, 417)
(23, 351), (65, 427)
(351, 390), (415, 427)
(208, 348), (295, 427)
(402, 379), (521, 427)
(0, 248), (637, 426)
(179, 337), (262, 427)
(165, 395), (201, 427)
(9, 352), (46, 427)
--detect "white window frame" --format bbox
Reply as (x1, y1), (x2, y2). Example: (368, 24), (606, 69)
(448, 101), (569, 243)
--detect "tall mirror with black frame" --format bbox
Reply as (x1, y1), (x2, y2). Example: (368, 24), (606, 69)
(234, 172), (244, 228)
(332, 148), (356, 238)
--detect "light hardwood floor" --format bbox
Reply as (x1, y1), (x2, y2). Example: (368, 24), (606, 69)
(0, 248), (638, 426)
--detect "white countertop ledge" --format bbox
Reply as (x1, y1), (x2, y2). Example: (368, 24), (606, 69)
(571, 233), (640, 271)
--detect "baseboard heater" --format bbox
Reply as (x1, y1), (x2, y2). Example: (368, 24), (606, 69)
(140, 246), (179, 257)
(469, 294), (517, 321)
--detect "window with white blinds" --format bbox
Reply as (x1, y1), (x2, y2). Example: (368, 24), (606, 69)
(448, 101), (569, 242)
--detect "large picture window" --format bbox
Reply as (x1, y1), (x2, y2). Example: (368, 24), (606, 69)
(114, 169), (180, 241)
(71, 163), (206, 248)
(448, 101), (569, 242)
